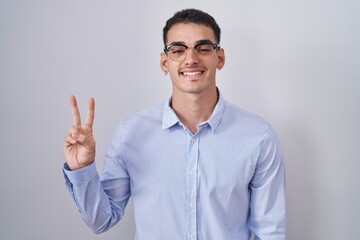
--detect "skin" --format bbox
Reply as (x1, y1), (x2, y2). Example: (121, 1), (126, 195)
(64, 22), (225, 170)
(64, 96), (95, 170)
(160, 23), (225, 133)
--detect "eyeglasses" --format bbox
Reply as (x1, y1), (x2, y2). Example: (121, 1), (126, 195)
(164, 40), (220, 62)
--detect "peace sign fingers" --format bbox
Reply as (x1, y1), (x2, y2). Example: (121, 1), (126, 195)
(84, 97), (95, 130)
(70, 95), (82, 128)
(69, 95), (95, 130)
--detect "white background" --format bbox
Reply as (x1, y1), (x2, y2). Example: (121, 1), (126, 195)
(0, 0), (359, 239)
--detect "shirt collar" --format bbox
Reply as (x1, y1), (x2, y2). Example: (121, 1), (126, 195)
(162, 98), (180, 130)
(162, 89), (225, 134)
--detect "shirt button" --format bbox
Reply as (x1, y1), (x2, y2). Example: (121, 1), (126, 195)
(189, 202), (194, 209)
(191, 138), (195, 143)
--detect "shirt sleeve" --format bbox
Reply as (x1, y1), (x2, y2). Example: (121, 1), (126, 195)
(248, 127), (286, 239)
(62, 123), (131, 234)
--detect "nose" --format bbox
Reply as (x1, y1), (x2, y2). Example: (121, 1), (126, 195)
(184, 47), (199, 65)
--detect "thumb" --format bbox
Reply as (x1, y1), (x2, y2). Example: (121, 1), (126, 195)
(75, 133), (95, 150)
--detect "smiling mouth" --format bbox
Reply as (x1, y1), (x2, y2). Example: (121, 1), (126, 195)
(181, 71), (204, 76)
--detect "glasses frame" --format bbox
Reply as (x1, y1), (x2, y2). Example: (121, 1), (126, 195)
(163, 40), (220, 62)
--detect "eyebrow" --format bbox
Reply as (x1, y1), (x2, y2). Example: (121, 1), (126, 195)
(168, 39), (214, 46)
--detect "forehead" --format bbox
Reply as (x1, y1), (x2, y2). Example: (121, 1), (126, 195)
(166, 23), (216, 45)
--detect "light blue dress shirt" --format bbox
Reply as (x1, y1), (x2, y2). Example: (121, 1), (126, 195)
(63, 92), (286, 240)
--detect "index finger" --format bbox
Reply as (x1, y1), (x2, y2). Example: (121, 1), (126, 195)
(69, 95), (81, 128)
(84, 97), (95, 129)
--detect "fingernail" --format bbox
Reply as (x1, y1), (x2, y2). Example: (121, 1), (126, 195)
(72, 133), (79, 139)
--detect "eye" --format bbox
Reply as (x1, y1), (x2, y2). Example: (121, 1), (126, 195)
(196, 44), (213, 54)
(170, 46), (186, 54)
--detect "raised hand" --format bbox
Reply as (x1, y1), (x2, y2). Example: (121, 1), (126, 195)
(64, 95), (96, 170)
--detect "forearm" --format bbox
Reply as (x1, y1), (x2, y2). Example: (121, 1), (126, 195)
(62, 162), (128, 234)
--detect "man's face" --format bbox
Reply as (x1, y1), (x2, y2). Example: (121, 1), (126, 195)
(160, 23), (225, 96)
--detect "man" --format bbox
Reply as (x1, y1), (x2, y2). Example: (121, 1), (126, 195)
(63, 9), (286, 239)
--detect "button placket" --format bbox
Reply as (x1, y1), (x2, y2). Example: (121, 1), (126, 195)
(187, 135), (199, 240)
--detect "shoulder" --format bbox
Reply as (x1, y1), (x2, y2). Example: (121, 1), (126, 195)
(222, 100), (271, 134)
(221, 100), (281, 157)
(115, 102), (164, 131)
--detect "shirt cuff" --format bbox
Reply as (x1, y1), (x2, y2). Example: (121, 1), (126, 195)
(62, 161), (98, 185)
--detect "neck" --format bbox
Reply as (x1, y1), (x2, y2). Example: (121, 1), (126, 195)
(171, 88), (218, 134)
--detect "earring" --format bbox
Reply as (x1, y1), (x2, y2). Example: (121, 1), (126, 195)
(164, 70), (168, 75)
(217, 68), (221, 71)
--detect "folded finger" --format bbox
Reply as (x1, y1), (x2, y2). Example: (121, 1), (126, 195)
(64, 135), (77, 146)
(68, 126), (82, 138)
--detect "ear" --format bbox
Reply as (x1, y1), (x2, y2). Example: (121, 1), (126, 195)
(160, 52), (168, 74)
(216, 48), (225, 70)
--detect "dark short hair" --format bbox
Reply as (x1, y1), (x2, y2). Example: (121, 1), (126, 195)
(163, 9), (221, 45)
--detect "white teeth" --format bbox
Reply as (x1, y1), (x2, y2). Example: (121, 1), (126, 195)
(183, 71), (202, 76)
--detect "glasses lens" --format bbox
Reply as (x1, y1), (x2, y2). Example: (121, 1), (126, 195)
(195, 44), (214, 56)
(169, 45), (187, 61)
